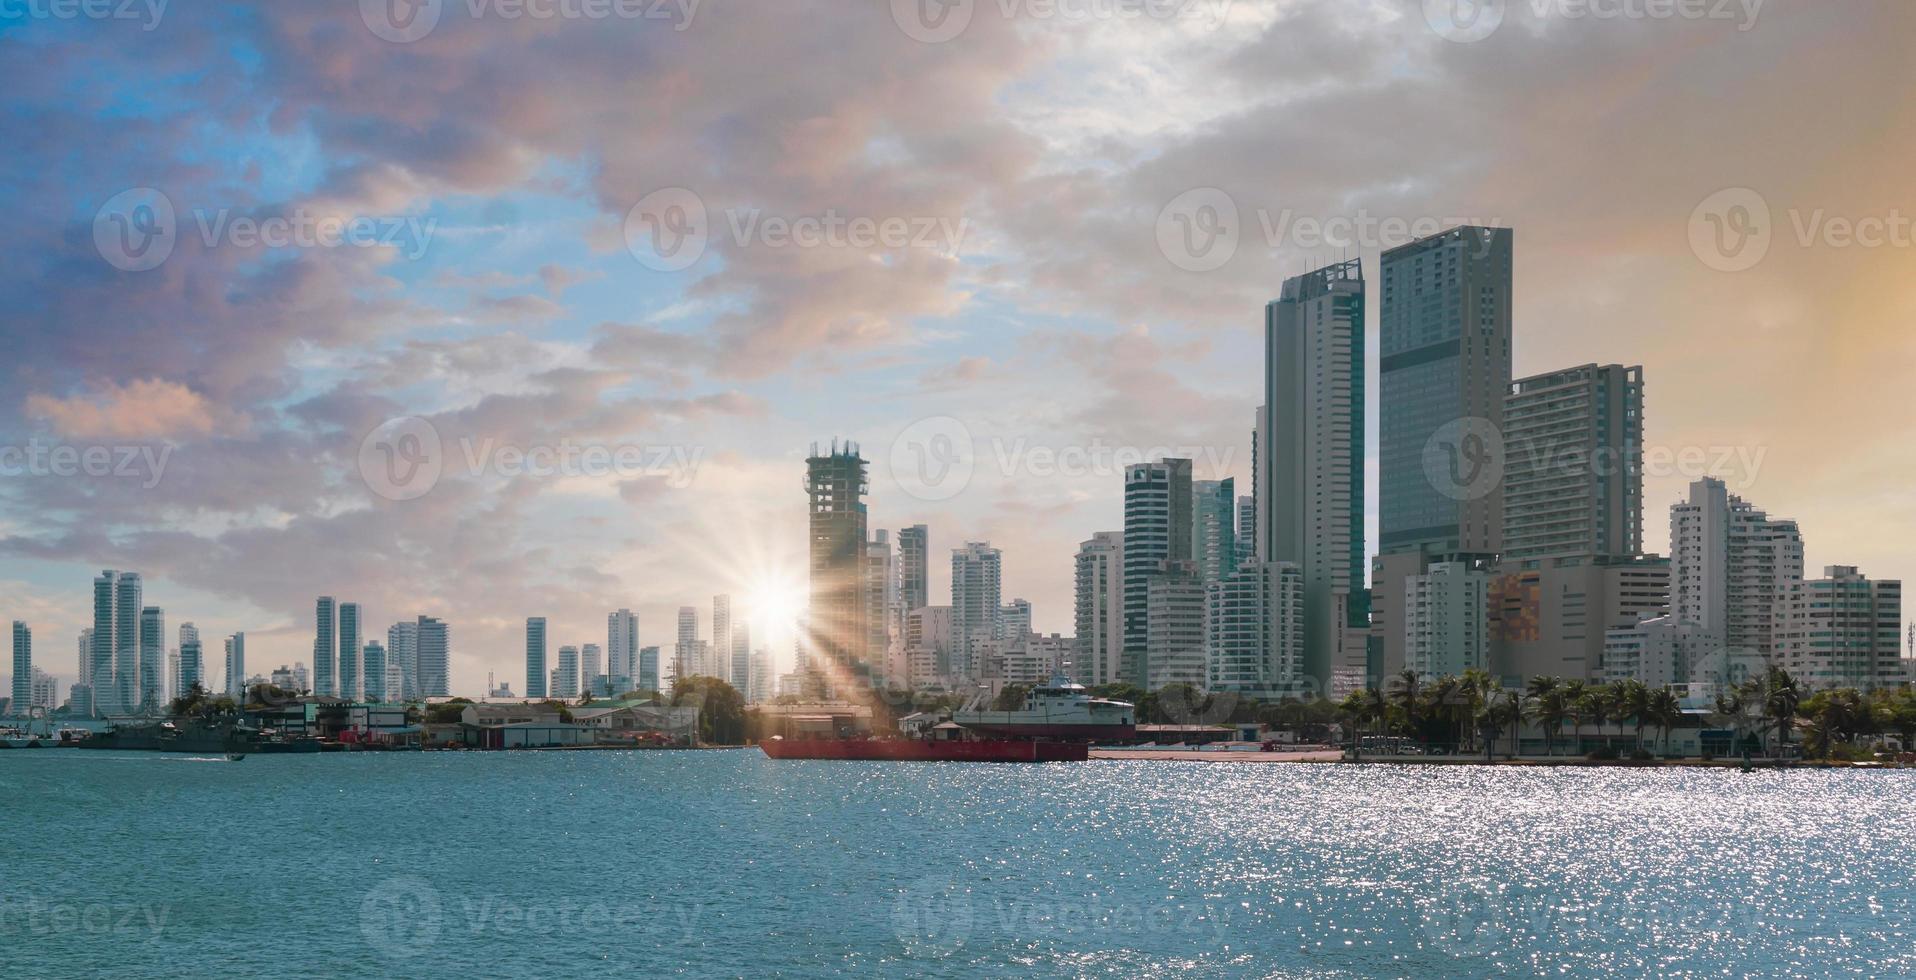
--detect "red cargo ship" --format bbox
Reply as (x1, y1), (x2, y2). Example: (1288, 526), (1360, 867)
(759, 736), (1088, 762)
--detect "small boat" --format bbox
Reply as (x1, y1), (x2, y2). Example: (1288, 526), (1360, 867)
(224, 753), (247, 762)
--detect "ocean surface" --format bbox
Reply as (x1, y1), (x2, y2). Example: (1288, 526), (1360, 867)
(5, 750), (1914, 978)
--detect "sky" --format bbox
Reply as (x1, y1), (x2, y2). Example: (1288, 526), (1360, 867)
(2, 0), (1913, 696)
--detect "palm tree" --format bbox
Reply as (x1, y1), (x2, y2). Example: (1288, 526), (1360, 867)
(1760, 666), (1802, 757)
(1459, 669), (1495, 752)
(1562, 679), (1588, 755)
(1617, 680), (1652, 752)
(1649, 688), (1682, 756)
(1427, 676), (1464, 753)
(1578, 684), (1610, 755)
(1527, 676), (1563, 757)
(1391, 669), (1423, 748)
(1336, 690), (1368, 759)
(1605, 682), (1635, 747)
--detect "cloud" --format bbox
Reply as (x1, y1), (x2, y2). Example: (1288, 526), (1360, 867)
(24, 378), (227, 440)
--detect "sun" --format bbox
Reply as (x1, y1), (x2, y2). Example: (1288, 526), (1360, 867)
(743, 574), (806, 639)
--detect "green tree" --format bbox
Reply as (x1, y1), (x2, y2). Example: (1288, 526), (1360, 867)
(1648, 688), (1682, 755)
(990, 684), (1033, 712)
(671, 675), (746, 745)
(1527, 676), (1564, 757)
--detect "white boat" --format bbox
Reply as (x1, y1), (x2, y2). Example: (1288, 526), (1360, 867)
(0, 726), (46, 748)
(951, 677), (1136, 740)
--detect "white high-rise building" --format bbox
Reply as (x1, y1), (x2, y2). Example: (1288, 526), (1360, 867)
(362, 641), (387, 702)
(179, 623), (202, 694)
(904, 606), (953, 688)
(1602, 615), (1720, 691)
(1124, 459), (1194, 687)
(1073, 532), (1124, 687)
(730, 625), (750, 695)
(138, 606), (164, 713)
(608, 609), (639, 691)
(748, 648), (773, 704)
(1781, 566), (1903, 691)
(866, 530), (901, 669)
(555, 645), (580, 699)
(1404, 562), (1489, 679)
(1671, 478), (1803, 659)
(950, 542), (1003, 680)
(1144, 561), (1206, 691)
(415, 617), (449, 697)
(674, 606), (698, 682)
(712, 595), (732, 683)
(1206, 562), (1305, 694)
(1000, 599), (1031, 641)
(388, 620), (419, 701)
(581, 643), (603, 696)
(113, 572), (141, 715)
(224, 633), (246, 700)
(30, 667), (58, 711)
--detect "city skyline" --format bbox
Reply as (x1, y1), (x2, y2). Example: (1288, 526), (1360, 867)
(4, 4), (1915, 697)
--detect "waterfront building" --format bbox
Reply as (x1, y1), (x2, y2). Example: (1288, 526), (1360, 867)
(338, 602), (362, 702)
(555, 645), (579, 699)
(1235, 494), (1256, 570)
(179, 624), (202, 693)
(165, 645), (179, 704)
(415, 617), (449, 696)
(1781, 566), (1904, 691)
(1601, 615), (1719, 691)
(1124, 458), (1194, 687)
(223, 633), (245, 700)
(137, 606), (163, 712)
(712, 594), (733, 683)
(90, 574), (115, 715)
(729, 626), (750, 696)
(29, 667), (57, 711)
(639, 645), (660, 693)
(865, 531), (899, 668)
(674, 606), (698, 681)
(526, 618), (549, 698)
(10, 621), (28, 713)
(1488, 556), (1671, 683)
(1375, 228), (1513, 676)
(113, 572), (141, 715)
(1261, 260), (1369, 689)
(1074, 532), (1124, 687)
(608, 609), (638, 692)
(388, 620), (419, 701)
(806, 441), (871, 678)
(363, 641), (388, 702)
(1144, 560), (1207, 690)
(1193, 478), (1238, 585)
(904, 606), (953, 686)
(1671, 477), (1803, 658)
(1503, 364), (1644, 561)
(898, 524), (930, 615)
(1403, 562), (1490, 679)
(582, 643), (603, 696)
(749, 647), (773, 703)
(1001, 599), (1031, 641)
(314, 596), (337, 698)
(950, 541), (1003, 679)
(1206, 561), (1304, 694)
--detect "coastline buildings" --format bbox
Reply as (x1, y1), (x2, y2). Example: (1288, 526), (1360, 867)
(1403, 561), (1490, 679)
(362, 641), (387, 702)
(950, 541), (1003, 681)
(1373, 228), (1513, 681)
(1260, 259), (1369, 691)
(639, 645), (660, 693)
(1206, 561), (1304, 693)
(388, 620), (418, 701)
(179, 624), (201, 694)
(555, 645), (579, 699)
(582, 643), (603, 696)
(1143, 560), (1206, 690)
(138, 606), (163, 712)
(1123, 458), (1193, 686)
(866, 531), (900, 674)
(1192, 478), (1238, 584)
(1074, 531), (1125, 687)
(1670, 477), (1803, 659)
(223, 632), (244, 700)
(1781, 566), (1903, 691)
(608, 609), (638, 693)
(806, 441), (871, 683)
(899, 525), (929, 615)
(338, 602), (362, 703)
(712, 595), (732, 683)
(10, 621), (29, 713)
(1502, 365), (1644, 562)
(314, 596), (337, 698)
(416, 616), (449, 696)
(525, 617), (548, 699)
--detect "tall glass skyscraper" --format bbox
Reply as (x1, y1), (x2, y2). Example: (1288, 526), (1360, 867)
(10, 621), (30, 713)
(805, 441), (870, 680)
(1378, 227), (1513, 558)
(138, 606), (164, 712)
(525, 617), (548, 698)
(950, 541), (1003, 680)
(1122, 458), (1193, 687)
(898, 524), (930, 614)
(1192, 478), (1237, 584)
(338, 602), (361, 702)
(1260, 259), (1368, 687)
(313, 596), (337, 698)
(415, 616), (448, 697)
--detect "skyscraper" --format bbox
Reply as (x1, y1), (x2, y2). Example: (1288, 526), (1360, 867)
(314, 596), (337, 698)
(639, 646), (660, 693)
(806, 441), (870, 679)
(1404, 562), (1490, 679)
(866, 530), (899, 666)
(10, 621), (30, 714)
(223, 633), (245, 700)
(388, 620), (419, 701)
(1144, 560), (1206, 691)
(179, 623), (201, 693)
(608, 609), (638, 691)
(1001, 598), (1031, 641)
(113, 572), (141, 715)
(1122, 458), (1193, 687)
(91, 572), (116, 715)
(1206, 561), (1304, 693)
(1378, 227), (1512, 559)
(712, 595), (732, 683)
(1192, 478), (1237, 584)
(555, 645), (579, 699)
(1375, 227), (1513, 676)
(582, 643), (603, 696)
(415, 616), (449, 697)
(1781, 567), (1903, 692)
(1503, 364), (1644, 561)
(898, 524), (930, 615)
(1261, 259), (1369, 689)
(1074, 531), (1124, 686)
(674, 606), (698, 681)
(731, 623), (751, 694)
(138, 606), (164, 712)
(950, 541), (1003, 679)
(1671, 477), (1803, 658)
(362, 641), (387, 702)
(526, 617), (548, 699)
(338, 602), (362, 702)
